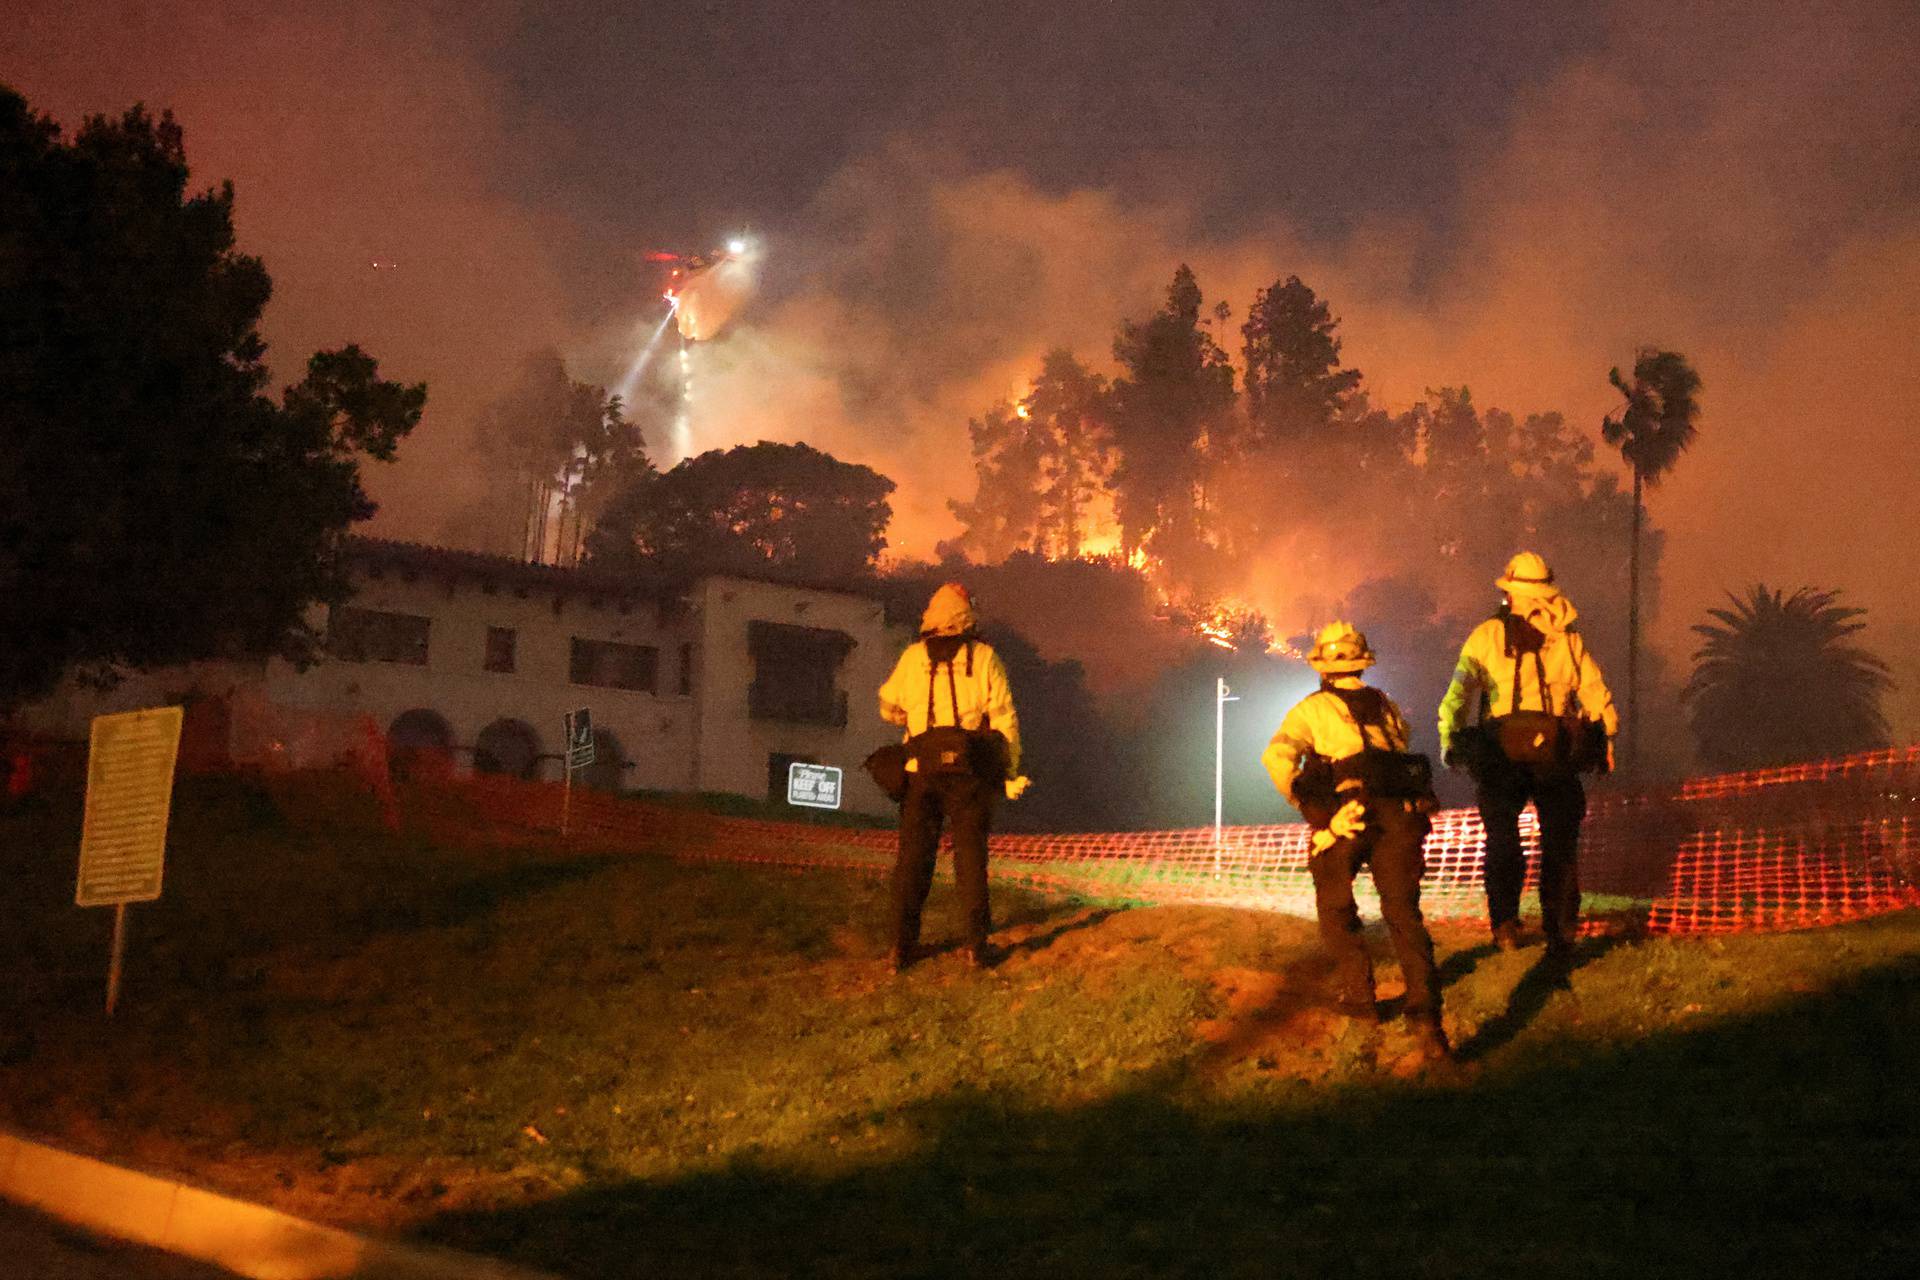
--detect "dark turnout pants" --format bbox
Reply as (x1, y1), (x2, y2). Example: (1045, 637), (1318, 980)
(1475, 760), (1587, 945)
(1307, 801), (1442, 1023)
(893, 769), (994, 955)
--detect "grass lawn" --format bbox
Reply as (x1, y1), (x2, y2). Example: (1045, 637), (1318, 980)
(3, 778), (1917, 1278)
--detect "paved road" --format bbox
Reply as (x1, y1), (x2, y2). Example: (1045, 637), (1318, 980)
(0, 1201), (238, 1279)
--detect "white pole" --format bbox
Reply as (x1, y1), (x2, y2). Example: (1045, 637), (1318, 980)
(1214, 677), (1227, 843)
(561, 758), (573, 839)
(1213, 677), (1241, 878)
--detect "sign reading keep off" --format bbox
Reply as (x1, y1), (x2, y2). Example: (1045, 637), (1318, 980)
(786, 761), (843, 810)
(75, 706), (184, 907)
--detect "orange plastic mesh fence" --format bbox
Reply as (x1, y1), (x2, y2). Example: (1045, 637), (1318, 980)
(228, 702), (1919, 936)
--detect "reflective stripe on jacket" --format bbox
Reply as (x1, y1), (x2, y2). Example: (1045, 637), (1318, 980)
(1437, 613), (1619, 752)
(878, 638), (1021, 775)
(1262, 681), (1410, 802)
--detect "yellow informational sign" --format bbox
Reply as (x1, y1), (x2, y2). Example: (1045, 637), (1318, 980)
(75, 706), (184, 908)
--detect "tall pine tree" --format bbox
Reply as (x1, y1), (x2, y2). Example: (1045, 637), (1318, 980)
(1107, 266), (1235, 569)
(1239, 275), (1361, 448)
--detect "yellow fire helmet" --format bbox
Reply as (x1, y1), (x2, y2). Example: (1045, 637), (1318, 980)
(1495, 550), (1559, 597)
(1307, 620), (1376, 674)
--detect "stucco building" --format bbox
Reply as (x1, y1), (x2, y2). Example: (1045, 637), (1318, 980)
(12, 538), (910, 817)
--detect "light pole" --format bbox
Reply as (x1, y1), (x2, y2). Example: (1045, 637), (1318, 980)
(1214, 676), (1240, 873)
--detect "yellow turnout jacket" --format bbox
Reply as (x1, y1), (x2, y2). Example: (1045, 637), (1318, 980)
(1437, 593), (1618, 755)
(1262, 677), (1411, 805)
(878, 638), (1021, 775)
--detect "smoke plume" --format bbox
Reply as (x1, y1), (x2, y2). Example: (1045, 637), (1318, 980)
(677, 1), (1920, 724)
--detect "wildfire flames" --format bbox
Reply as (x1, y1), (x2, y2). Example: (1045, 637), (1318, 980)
(1031, 536), (1303, 661)
(1177, 599), (1307, 661)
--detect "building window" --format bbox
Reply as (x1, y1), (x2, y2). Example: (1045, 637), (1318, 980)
(484, 626), (517, 674)
(747, 621), (852, 727)
(678, 641), (694, 696)
(328, 607), (430, 666)
(570, 637), (658, 692)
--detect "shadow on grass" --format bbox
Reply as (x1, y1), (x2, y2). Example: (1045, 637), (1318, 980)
(1457, 935), (1630, 1063)
(1436, 940), (1498, 989)
(905, 904), (1118, 967)
(1000, 907), (1119, 960)
(420, 953), (1920, 1279)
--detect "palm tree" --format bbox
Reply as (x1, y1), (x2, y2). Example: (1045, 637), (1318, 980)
(1602, 348), (1702, 769)
(1683, 585), (1892, 771)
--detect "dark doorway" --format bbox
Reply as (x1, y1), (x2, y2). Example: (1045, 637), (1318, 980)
(388, 708), (456, 782)
(474, 718), (542, 780)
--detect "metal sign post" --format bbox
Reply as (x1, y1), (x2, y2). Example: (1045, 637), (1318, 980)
(562, 708), (595, 837)
(1213, 678), (1240, 877)
(75, 706), (184, 1016)
(786, 761), (844, 810)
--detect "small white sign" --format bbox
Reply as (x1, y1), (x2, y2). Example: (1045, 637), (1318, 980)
(786, 761), (843, 810)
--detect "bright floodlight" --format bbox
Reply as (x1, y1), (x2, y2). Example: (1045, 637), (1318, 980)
(727, 237), (748, 256)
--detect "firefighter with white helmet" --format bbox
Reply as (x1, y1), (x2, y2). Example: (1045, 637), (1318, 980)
(876, 583), (1027, 973)
(1439, 552), (1618, 960)
(1263, 621), (1449, 1059)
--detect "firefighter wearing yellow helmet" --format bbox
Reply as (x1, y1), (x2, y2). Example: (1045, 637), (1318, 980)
(876, 583), (1027, 973)
(1438, 552), (1619, 960)
(1262, 621), (1449, 1060)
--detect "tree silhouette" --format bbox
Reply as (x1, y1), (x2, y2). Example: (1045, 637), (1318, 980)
(586, 441), (893, 584)
(0, 86), (423, 710)
(1682, 585), (1891, 771)
(448, 348), (647, 562)
(1107, 265), (1235, 569)
(1602, 348), (1701, 768)
(1026, 350), (1112, 558)
(1239, 275), (1361, 448)
(947, 351), (1111, 562)
(947, 401), (1048, 562)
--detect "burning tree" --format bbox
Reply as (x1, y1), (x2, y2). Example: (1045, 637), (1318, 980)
(931, 268), (1669, 767)
(948, 350), (1112, 561)
(946, 401), (1050, 563)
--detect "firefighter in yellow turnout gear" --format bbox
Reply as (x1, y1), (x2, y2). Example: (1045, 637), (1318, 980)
(1263, 622), (1448, 1058)
(1439, 552), (1619, 958)
(878, 583), (1027, 971)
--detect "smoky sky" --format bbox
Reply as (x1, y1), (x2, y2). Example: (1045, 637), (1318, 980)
(7, 0), (1920, 728)
(485, 0), (1609, 311)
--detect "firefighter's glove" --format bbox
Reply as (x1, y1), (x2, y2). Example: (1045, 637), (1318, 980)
(1329, 799), (1367, 839)
(1005, 775), (1032, 801)
(1309, 801), (1367, 858)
